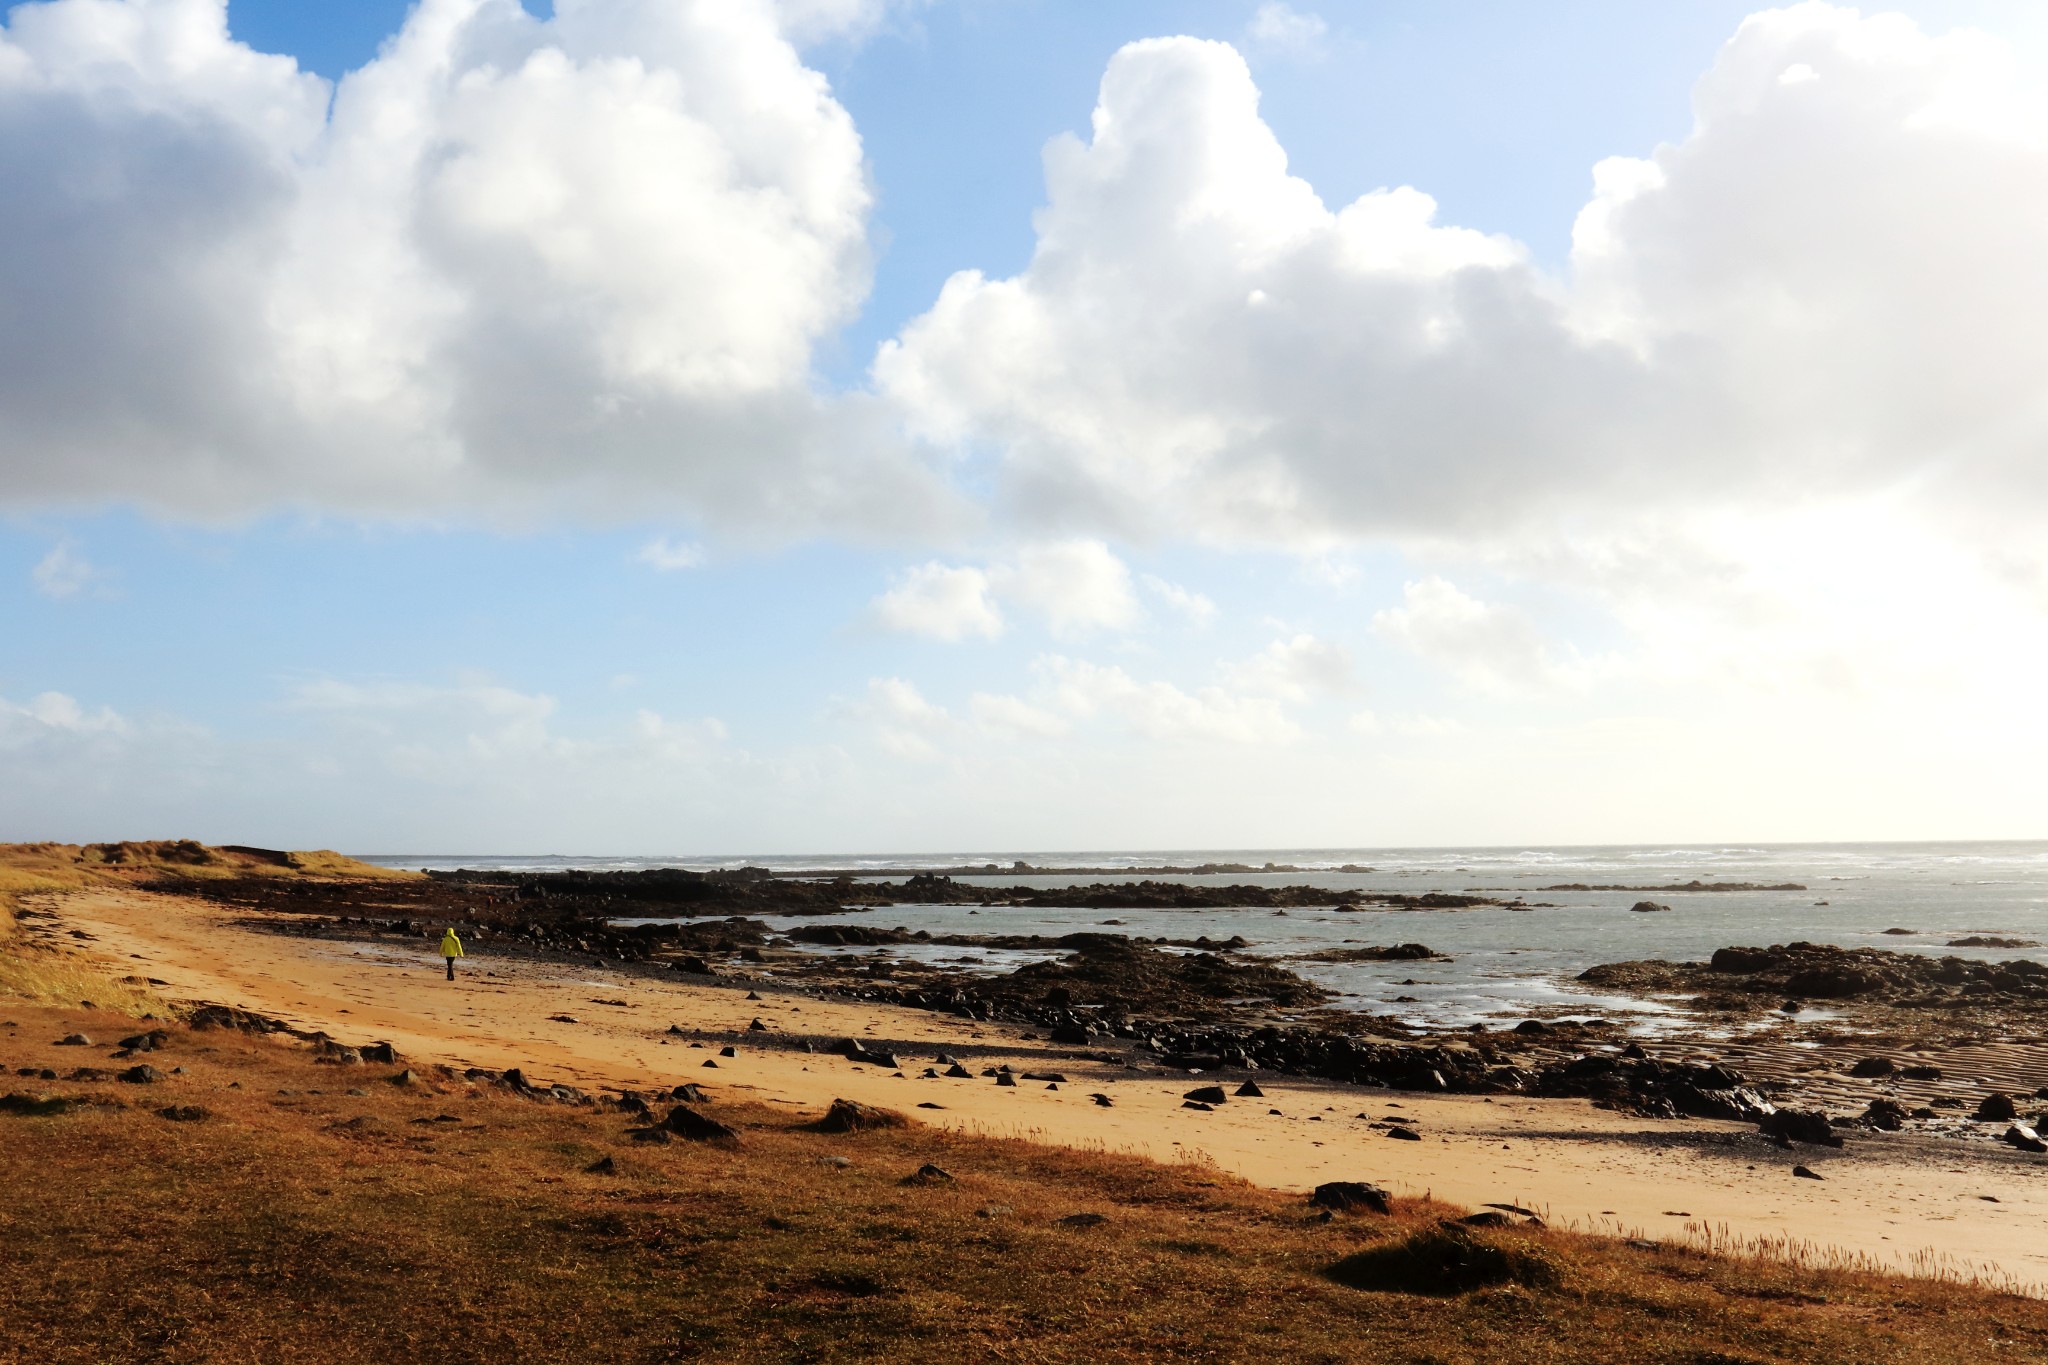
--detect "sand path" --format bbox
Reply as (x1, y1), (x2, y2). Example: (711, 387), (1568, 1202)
(46, 887), (2048, 1289)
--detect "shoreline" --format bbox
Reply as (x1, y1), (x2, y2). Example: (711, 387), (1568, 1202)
(26, 882), (2048, 1291)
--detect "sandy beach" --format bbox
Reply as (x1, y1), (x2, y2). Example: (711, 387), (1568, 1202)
(38, 883), (2048, 1291)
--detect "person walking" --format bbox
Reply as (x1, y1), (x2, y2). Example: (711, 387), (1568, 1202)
(440, 925), (464, 981)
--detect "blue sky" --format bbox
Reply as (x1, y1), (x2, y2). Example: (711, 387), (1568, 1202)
(5, 0), (2048, 852)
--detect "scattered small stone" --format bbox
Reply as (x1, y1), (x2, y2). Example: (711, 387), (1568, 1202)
(157, 1105), (209, 1122)
(719, 1046), (738, 1058)
(745, 990), (761, 1001)
(945, 1064), (974, 1079)
(548, 1015), (580, 1024)
(671, 1083), (707, 1103)
(118, 1065), (165, 1085)
(901, 1163), (953, 1185)
(995, 1073), (1016, 1088)
(1182, 1101), (1213, 1111)
(702, 1060), (719, 1069)
(55, 1034), (90, 1047)
(1792, 1166), (1823, 1180)
(916, 1101), (945, 1110)
(748, 1019), (769, 1032)
(585, 1155), (617, 1174)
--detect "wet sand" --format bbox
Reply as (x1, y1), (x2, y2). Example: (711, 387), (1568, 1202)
(38, 886), (2048, 1290)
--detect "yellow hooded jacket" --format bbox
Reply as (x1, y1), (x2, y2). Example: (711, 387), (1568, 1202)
(440, 927), (465, 960)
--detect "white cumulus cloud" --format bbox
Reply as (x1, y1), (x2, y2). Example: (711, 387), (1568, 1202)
(0, 0), (945, 530)
(871, 562), (1004, 640)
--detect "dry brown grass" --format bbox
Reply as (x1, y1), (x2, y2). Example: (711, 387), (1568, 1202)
(2, 1002), (2046, 1364)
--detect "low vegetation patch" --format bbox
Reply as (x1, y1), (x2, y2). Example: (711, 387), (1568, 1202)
(1, 997), (2046, 1362)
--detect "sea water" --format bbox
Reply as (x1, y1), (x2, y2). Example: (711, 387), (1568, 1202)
(359, 842), (2048, 1035)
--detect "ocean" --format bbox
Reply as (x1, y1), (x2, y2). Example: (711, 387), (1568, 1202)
(356, 842), (2048, 1036)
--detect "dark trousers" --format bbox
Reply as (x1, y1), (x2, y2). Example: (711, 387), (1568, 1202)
(445, 958), (455, 980)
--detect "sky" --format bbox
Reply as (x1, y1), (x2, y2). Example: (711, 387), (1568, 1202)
(5, 0), (2048, 855)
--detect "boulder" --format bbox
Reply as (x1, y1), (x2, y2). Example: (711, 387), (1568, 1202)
(1863, 1098), (1908, 1131)
(1310, 1181), (1392, 1215)
(1629, 901), (1672, 913)
(1759, 1109), (1842, 1147)
(1183, 1085), (1229, 1104)
(1387, 1126), (1422, 1141)
(995, 1073), (1016, 1088)
(118, 1065), (165, 1085)
(54, 1034), (90, 1047)
(806, 1098), (907, 1133)
(1792, 1166), (1823, 1180)
(944, 1064), (974, 1079)
(1976, 1093), (2019, 1123)
(2006, 1125), (2048, 1154)
(1847, 1057), (1895, 1078)
(658, 1104), (739, 1142)
(361, 1042), (398, 1064)
(1235, 1080), (1265, 1098)
(670, 1083), (707, 1103)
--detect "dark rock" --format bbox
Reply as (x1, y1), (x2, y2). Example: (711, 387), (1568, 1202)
(628, 1126), (674, 1144)
(944, 1064), (974, 1079)
(1459, 1211), (1514, 1226)
(1182, 1101), (1213, 1111)
(1183, 1086), (1229, 1104)
(1976, 1093), (2019, 1122)
(995, 1072), (1016, 1087)
(1020, 1072), (1068, 1083)
(1847, 1057), (1895, 1078)
(746, 990), (762, 1000)
(157, 1105), (209, 1122)
(360, 1042), (398, 1064)
(670, 1083), (707, 1103)
(1235, 1080), (1265, 1098)
(1090, 1093), (1114, 1107)
(1864, 1098), (1908, 1131)
(1900, 1065), (1944, 1081)
(659, 1104), (739, 1142)
(2005, 1125), (2048, 1154)
(917, 1102), (944, 1110)
(0, 1093), (76, 1116)
(1311, 1181), (1392, 1214)
(1793, 1166), (1823, 1180)
(846, 1048), (898, 1068)
(1056, 1213), (1108, 1228)
(118, 1065), (165, 1085)
(118, 1030), (168, 1052)
(1387, 1125), (1422, 1141)
(585, 1155), (617, 1174)
(1629, 901), (1672, 913)
(54, 1034), (90, 1047)
(748, 1018), (769, 1031)
(901, 1163), (953, 1185)
(1759, 1109), (1843, 1147)
(548, 1015), (580, 1024)
(807, 1098), (907, 1133)
(718, 1046), (737, 1058)
(1513, 1020), (1547, 1035)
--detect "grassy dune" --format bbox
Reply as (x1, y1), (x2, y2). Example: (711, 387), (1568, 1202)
(0, 840), (412, 1010)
